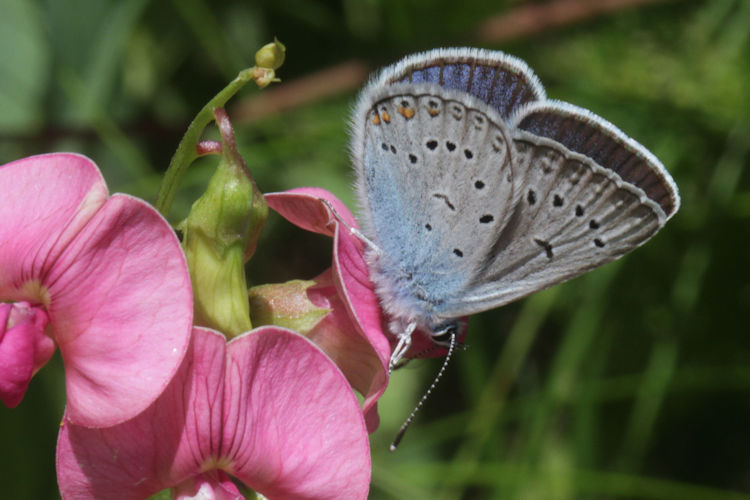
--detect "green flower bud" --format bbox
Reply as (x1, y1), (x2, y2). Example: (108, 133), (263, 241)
(254, 38), (286, 70)
(182, 109), (267, 338)
(249, 280), (330, 334)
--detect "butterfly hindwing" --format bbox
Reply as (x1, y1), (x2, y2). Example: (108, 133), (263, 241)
(437, 101), (679, 318)
(513, 101), (679, 216)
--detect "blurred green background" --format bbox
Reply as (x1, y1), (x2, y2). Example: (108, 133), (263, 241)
(2, 0), (749, 498)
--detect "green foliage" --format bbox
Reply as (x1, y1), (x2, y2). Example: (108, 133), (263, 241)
(2, 0), (749, 498)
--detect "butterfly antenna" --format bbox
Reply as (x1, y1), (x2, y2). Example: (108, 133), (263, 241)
(390, 330), (457, 452)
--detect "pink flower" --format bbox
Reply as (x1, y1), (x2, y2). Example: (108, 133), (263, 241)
(265, 188), (461, 432)
(0, 153), (193, 427)
(57, 326), (371, 500)
(266, 188), (391, 431)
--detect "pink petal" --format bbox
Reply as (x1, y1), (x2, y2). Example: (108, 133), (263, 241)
(0, 153), (108, 303)
(331, 211), (391, 428)
(266, 187), (357, 236)
(0, 303), (54, 407)
(266, 190), (391, 431)
(224, 327), (371, 499)
(49, 193), (193, 427)
(306, 271), (384, 397)
(307, 269), (388, 432)
(58, 327), (371, 499)
(56, 328), (227, 500)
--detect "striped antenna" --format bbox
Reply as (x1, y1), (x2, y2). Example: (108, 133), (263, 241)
(390, 330), (457, 451)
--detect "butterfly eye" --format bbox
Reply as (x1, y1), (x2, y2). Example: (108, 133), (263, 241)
(430, 322), (458, 346)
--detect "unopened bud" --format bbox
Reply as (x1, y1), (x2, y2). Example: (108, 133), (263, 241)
(248, 280), (330, 333)
(254, 38), (286, 70)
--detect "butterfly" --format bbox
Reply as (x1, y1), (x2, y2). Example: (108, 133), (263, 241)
(349, 48), (680, 372)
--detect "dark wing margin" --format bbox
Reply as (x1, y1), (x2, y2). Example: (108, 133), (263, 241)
(511, 100), (680, 218)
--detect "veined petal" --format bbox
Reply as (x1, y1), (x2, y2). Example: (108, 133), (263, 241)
(0, 153), (108, 303)
(49, 193), (193, 427)
(330, 207), (391, 430)
(224, 327), (371, 499)
(58, 327), (371, 499)
(56, 328), (227, 500)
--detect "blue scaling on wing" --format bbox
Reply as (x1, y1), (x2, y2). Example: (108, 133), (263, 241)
(378, 48), (546, 122)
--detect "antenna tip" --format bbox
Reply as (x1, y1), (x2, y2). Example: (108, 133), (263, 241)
(389, 444), (398, 453)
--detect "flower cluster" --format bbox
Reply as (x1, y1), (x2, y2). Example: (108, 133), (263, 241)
(1, 41), (394, 500)
(1, 151), (381, 498)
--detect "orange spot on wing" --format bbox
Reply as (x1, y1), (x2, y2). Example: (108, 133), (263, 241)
(397, 106), (415, 119)
(428, 108), (440, 117)
(381, 110), (391, 123)
(372, 114), (381, 125)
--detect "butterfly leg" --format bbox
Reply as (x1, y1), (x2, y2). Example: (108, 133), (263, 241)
(388, 321), (417, 374)
(319, 198), (383, 256)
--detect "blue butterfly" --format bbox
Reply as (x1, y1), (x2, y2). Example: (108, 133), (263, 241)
(350, 48), (680, 373)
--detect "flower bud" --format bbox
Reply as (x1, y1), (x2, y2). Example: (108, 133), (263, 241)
(182, 109), (267, 338)
(254, 38), (286, 70)
(248, 280), (330, 333)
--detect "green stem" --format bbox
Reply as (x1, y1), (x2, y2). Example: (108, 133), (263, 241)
(154, 67), (259, 217)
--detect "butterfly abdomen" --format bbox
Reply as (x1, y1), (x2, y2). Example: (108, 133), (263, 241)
(366, 248), (466, 331)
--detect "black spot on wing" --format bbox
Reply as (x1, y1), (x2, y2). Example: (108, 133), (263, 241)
(534, 238), (553, 259)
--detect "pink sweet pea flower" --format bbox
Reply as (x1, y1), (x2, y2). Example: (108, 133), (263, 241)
(57, 326), (371, 500)
(0, 153), (192, 427)
(265, 188), (467, 432)
(266, 188), (391, 431)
